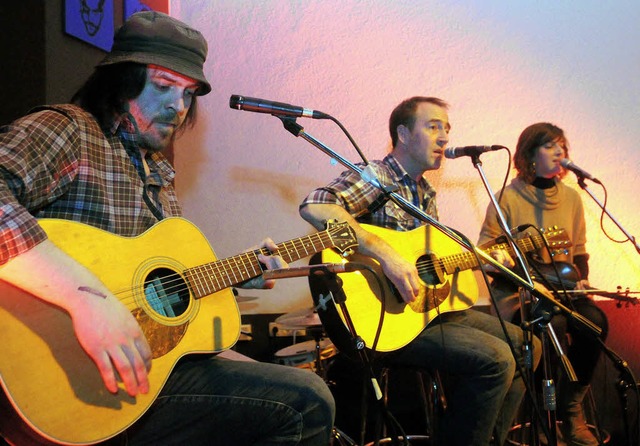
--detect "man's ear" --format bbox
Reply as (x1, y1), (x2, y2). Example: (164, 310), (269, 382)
(397, 124), (410, 145)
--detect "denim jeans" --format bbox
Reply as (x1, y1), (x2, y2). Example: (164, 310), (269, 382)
(122, 356), (335, 445)
(385, 309), (541, 446)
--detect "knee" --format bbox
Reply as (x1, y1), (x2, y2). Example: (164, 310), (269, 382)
(572, 298), (609, 339)
(299, 371), (336, 422)
(492, 344), (518, 379)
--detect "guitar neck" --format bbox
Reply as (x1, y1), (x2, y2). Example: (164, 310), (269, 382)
(184, 230), (340, 298)
(439, 234), (543, 274)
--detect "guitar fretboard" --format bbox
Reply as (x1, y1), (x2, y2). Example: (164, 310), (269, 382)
(439, 233), (547, 275)
(183, 230), (348, 298)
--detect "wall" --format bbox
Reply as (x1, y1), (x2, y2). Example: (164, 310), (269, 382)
(2, 1), (638, 442)
(0, 0), (122, 124)
(169, 0), (640, 314)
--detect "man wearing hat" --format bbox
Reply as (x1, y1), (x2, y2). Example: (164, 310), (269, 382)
(0, 11), (334, 445)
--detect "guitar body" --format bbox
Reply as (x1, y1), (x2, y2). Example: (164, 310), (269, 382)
(0, 218), (358, 445)
(311, 224), (479, 353)
(0, 218), (240, 445)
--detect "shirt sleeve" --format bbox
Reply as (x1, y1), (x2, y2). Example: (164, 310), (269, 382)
(299, 167), (383, 217)
(0, 109), (81, 264)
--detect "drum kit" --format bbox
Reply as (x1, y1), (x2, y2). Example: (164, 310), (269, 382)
(272, 307), (337, 378)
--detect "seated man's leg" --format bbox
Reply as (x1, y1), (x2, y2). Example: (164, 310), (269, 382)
(385, 309), (526, 446)
(464, 309), (542, 445)
(125, 356), (335, 446)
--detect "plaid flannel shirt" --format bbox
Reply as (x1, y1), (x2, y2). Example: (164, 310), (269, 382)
(300, 154), (438, 231)
(0, 104), (181, 265)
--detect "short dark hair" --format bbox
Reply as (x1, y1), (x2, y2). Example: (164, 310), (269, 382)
(71, 62), (198, 133)
(514, 122), (568, 183)
(389, 96), (449, 147)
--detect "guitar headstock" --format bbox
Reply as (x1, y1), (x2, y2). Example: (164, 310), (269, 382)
(538, 226), (572, 255)
(614, 286), (639, 308)
(325, 220), (358, 256)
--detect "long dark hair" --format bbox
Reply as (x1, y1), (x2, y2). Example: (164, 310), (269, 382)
(71, 62), (198, 133)
(514, 122), (569, 183)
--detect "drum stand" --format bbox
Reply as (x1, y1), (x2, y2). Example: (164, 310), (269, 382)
(307, 326), (330, 380)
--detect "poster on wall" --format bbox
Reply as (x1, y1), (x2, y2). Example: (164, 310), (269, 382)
(64, 0), (114, 51)
(124, 0), (170, 19)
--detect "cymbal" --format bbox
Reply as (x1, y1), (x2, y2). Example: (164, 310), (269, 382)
(276, 308), (322, 328)
(235, 295), (259, 303)
(274, 339), (334, 358)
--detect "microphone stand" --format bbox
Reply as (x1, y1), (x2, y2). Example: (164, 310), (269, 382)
(278, 117), (515, 277)
(576, 177), (640, 255)
(313, 269), (407, 446)
(278, 116), (602, 444)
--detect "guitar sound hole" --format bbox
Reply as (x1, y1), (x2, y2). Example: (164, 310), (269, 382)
(143, 268), (191, 318)
(417, 254), (443, 286)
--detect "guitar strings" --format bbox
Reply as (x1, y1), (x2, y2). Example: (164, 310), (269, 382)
(109, 229), (543, 311)
(109, 231), (343, 309)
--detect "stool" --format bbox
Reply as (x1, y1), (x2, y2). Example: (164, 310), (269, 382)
(363, 367), (445, 446)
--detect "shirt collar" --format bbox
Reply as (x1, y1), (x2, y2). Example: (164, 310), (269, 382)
(383, 153), (412, 182)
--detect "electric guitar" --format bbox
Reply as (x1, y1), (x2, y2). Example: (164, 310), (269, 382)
(309, 224), (571, 354)
(0, 218), (357, 445)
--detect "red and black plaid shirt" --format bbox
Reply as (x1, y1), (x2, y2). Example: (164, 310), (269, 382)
(0, 104), (181, 265)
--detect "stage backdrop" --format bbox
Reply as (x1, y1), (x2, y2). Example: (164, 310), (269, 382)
(169, 0), (640, 315)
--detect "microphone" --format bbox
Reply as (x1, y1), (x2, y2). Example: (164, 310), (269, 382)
(444, 145), (503, 159)
(560, 158), (601, 184)
(262, 263), (367, 280)
(229, 95), (329, 119)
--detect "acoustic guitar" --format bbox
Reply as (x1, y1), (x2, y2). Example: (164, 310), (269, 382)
(0, 218), (357, 445)
(309, 224), (571, 354)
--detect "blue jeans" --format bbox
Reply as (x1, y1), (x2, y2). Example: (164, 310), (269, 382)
(385, 309), (541, 446)
(122, 356), (335, 445)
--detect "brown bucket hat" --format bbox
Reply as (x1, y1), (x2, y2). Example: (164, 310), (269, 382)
(98, 11), (211, 95)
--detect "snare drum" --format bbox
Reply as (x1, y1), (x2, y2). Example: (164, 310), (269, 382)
(274, 339), (336, 369)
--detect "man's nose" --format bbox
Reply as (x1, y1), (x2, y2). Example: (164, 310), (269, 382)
(167, 92), (187, 114)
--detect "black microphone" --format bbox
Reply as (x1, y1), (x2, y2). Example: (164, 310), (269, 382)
(560, 158), (601, 184)
(444, 145), (504, 159)
(262, 263), (367, 280)
(229, 95), (329, 119)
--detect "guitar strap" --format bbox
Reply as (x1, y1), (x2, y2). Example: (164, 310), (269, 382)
(354, 193), (391, 219)
(142, 189), (165, 221)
